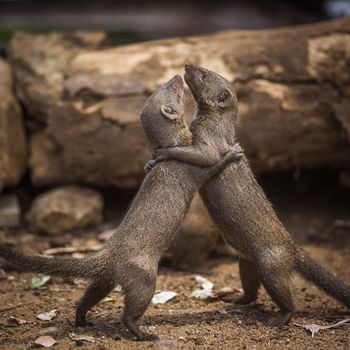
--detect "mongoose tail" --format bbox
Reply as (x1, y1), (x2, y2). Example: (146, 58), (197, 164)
(0, 244), (105, 278)
(296, 247), (350, 307)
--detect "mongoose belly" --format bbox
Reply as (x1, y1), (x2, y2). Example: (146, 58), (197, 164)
(200, 158), (293, 260)
(113, 161), (200, 260)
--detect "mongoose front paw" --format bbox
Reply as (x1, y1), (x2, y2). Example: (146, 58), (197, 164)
(231, 143), (244, 159)
(224, 144), (244, 163)
(144, 160), (156, 173)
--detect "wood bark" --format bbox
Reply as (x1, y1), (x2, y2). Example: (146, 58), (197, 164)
(0, 59), (26, 191)
(8, 19), (350, 188)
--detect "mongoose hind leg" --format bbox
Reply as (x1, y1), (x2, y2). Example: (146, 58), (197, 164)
(75, 279), (115, 327)
(235, 258), (261, 304)
(221, 258), (261, 304)
(122, 272), (158, 341)
(258, 259), (295, 327)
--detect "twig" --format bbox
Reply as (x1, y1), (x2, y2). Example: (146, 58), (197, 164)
(43, 245), (103, 255)
(0, 301), (34, 313)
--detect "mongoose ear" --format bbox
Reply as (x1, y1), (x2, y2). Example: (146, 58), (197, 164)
(160, 104), (179, 121)
(217, 89), (232, 108)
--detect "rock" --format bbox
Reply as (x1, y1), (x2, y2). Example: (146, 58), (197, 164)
(165, 194), (219, 271)
(9, 31), (147, 189)
(0, 59), (26, 191)
(26, 186), (104, 234)
(0, 194), (21, 228)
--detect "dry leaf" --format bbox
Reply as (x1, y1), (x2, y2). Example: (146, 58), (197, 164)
(192, 275), (214, 299)
(191, 288), (213, 299)
(39, 327), (59, 335)
(31, 275), (51, 289)
(7, 316), (27, 326)
(34, 335), (57, 347)
(210, 287), (243, 300)
(69, 333), (95, 343)
(37, 310), (58, 321)
(195, 275), (214, 290)
(295, 318), (350, 337)
(152, 291), (177, 304)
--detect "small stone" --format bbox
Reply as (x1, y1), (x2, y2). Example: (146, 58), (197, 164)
(0, 194), (21, 228)
(26, 186), (104, 235)
(154, 340), (181, 350)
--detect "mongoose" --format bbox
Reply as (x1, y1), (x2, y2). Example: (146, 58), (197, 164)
(0, 75), (242, 341)
(153, 64), (350, 326)
(165, 193), (220, 273)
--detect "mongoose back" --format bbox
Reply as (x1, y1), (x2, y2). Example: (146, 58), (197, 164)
(0, 76), (242, 341)
(154, 65), (350, 326)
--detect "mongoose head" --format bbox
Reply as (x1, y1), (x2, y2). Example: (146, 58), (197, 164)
(141, 75), (192, 150)
(184, 64), (238, 117)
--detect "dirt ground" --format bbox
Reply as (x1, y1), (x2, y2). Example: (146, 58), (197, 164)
(1, 170), (350, 349)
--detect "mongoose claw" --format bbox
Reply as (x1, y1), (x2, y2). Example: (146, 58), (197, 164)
(231, 143), (244, 159)
(266, 311), (293, 328)
(144, 160), (156, 173)
(224, 143), (244, 163)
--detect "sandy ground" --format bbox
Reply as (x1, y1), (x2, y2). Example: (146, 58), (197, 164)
(1, 241), (350, 350)
(1, 170), (350, 349)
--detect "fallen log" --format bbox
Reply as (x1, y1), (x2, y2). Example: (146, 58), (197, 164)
(9, 18), (350, 188)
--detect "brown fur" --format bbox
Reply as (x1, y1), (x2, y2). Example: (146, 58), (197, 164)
(154, 65), (350, 326)
(165, 193), (219, 273)
(0, 76), (242, 341)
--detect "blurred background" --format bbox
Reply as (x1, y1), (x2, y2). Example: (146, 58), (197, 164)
(1, 0), (350, 44)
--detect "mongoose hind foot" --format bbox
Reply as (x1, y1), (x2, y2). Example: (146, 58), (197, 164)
(234, 294), (258, 305)
(267, 310), (294, 328)
(75, 318), (94, 328)
(123, 316), (159, 341)
(219, 294), (257, 305)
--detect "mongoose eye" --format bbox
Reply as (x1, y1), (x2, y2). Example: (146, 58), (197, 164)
(199, 73), (207, 82)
